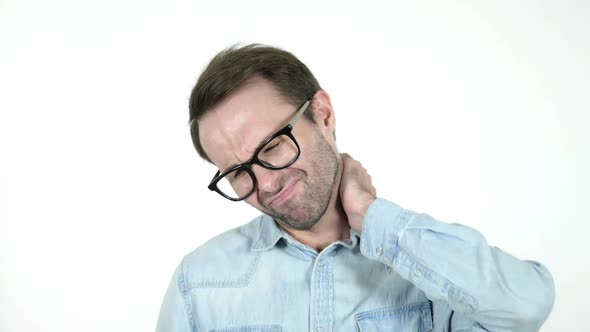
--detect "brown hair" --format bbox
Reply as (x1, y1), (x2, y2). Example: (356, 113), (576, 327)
(188, 44), (321, 162)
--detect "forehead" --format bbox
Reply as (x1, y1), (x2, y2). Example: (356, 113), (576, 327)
(198, 77), (297, 169)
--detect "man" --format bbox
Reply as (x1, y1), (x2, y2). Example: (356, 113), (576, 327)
(157, 44), (555, 332)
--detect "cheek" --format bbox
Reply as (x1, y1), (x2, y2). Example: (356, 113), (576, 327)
(288, 154), (310, 175)
(293, 139), (315, 166)
(295, 142), (320, 169)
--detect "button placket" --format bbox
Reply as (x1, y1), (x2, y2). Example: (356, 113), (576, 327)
(310, 254), (333, 332)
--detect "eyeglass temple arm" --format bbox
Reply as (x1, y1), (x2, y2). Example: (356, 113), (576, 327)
(288, 100), (311, 128)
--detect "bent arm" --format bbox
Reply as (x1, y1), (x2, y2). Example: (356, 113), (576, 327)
(360, 199), (555, 331)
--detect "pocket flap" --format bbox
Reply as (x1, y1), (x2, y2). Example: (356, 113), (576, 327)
(209, 324), (282, 332)
(355, 302), (433, 332)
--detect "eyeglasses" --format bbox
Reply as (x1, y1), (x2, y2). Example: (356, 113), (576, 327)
(208, 99), (311, 201)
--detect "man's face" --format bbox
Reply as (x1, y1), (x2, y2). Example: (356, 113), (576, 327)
(199, 77), (340, 230)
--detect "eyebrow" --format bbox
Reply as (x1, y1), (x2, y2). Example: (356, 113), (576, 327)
(245, 128), (276, 160)
(251, 111), (296, 154)
(253, 133), (272, 153)
(221, 128), (275, 173)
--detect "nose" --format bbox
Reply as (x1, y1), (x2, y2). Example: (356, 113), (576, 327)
(251, 165), (281, 196)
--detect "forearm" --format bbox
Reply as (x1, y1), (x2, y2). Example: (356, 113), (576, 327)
(360, 199), (555, 331)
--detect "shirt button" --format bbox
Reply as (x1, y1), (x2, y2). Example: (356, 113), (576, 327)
(413, 266), (424, 278)
(317, 260), (325, 267)
(376, 247), (384, 256)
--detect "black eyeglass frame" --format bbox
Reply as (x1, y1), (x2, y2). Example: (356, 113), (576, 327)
(207, 99), (312, 201)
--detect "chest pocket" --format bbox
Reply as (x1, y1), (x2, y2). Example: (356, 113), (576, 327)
(355, 302), (433, 332)
(209, 325), (282, 332)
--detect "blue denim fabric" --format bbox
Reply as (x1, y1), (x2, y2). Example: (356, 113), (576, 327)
(157, 199), (555, 332)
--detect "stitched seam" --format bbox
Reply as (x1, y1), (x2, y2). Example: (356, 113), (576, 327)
(210, 324), (281, 332)
(354, 301), (430, 320)
(397, 248), (479, 313)
(179, 260), (198, 332)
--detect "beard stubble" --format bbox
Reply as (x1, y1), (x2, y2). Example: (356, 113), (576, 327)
(264, 133), (339, 231)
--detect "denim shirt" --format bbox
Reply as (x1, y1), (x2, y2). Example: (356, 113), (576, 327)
(156, 199), (555, 332)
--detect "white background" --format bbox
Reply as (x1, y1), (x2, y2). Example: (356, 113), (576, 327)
(1, 1), (588, 331)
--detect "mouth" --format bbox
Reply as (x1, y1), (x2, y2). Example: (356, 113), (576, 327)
(268, 178), (300, 208)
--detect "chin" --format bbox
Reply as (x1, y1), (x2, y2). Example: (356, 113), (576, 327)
(282, 217), (319, 231)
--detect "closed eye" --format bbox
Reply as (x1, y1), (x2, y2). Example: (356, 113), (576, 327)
(233, 169), (245, 179)
(263, 142), (280, 153)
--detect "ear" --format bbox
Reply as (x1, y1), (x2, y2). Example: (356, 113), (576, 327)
(310, 90), (336, 142)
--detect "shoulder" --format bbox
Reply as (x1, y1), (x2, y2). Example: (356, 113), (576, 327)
(177, 215), (267, 290)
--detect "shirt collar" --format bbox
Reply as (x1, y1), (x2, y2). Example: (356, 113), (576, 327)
(252, 214), (362, 252)
(346, 227), (362, 249)
(252, 214), (284, 251)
